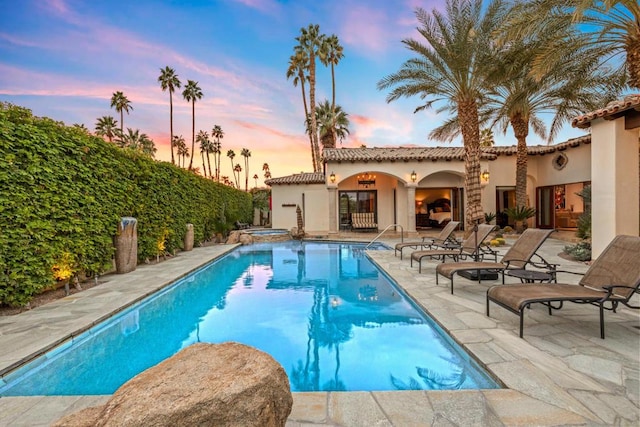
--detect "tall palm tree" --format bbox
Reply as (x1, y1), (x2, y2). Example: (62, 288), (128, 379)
(182, 80), (203, 171)
(227, 149), (236, 183)
(158, 66), (181, 165)
(502, 0), (640, 89)
(211, 125), (224, 182)
(233, 163), (242, 189)
(287, 50), (318, 172)
(315, 100), (350, 149)
(94, 115), (119, 143)
(196, 130), (210, 178)
(378, 0), (508, 232)
(321, 33), (344, 144)
(295, 24), (325, 172)
(240, 148), (251, 191)
(110, 91), (133, 134)
(116, 128), (155, 157)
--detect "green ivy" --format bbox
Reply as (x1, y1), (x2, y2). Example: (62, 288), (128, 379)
(0, 103), (252, 306)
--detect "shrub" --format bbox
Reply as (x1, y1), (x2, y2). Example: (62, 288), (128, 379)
(0, 103), (252, 306)
(563, 241), (592, 261)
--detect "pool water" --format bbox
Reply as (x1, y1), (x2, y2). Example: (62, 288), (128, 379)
(0, 241), (499, 395)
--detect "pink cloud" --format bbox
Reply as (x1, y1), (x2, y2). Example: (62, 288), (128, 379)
(231, 0), (283, 16)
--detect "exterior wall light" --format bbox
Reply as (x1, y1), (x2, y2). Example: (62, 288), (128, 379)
(481, 170), (490, 182)
(410, 170), (417, 183)
(329, 172), (336, 183)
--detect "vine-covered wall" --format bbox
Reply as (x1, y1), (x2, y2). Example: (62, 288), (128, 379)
(0, 103), (252, 306)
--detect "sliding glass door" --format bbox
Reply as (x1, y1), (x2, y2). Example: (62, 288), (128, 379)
(339, 191), (377, 230)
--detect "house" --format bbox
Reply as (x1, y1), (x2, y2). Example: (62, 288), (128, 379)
(266, 95), (640, 258)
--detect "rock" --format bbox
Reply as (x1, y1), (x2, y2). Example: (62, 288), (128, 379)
(226, 230), (241, 244)
(239, 233), (254, 245)
(54, 342), (293, 427)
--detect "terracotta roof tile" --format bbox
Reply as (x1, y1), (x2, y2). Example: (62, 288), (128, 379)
(487, 135), (591, 156)
(322, 147), (497, 162)
(265, 172), (325, 186)
(572, 94), (640, 129)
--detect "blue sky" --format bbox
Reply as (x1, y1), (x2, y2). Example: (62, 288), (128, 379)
(0, 0), (599, 183)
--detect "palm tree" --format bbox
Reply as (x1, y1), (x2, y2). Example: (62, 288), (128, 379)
(158, 66), (181, 165)
(263, 163), (271, 180)
(233, 163), (242, 189)
(211, 125), (224, 182)
(110, 91), (133, 134)
(479, 129), (495, 147)
(182, 80), (203, 171)
(502, 0), (640, 89)
(315, 100), (350, 149)
(321, 34), (345, 149)
(295, 24), (325, 172)
(197, 130), (210, 178)
(287, 49), (318, 172)
(227, 149), (236, 183)
(174, 135), (187, 168)
(378, 0), (508, 232)
(484, 34), (621, 214)
(241, 148), (251, 191)
(95, 116), (119, 143)
(116, 128), (155, 157)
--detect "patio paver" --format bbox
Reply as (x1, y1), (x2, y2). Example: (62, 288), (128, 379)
(0, 233), (638, 426)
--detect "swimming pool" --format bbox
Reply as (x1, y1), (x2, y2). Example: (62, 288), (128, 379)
(0, 241), (499, 395)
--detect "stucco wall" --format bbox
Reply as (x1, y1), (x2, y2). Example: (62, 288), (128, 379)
(270, 184), (328, 233)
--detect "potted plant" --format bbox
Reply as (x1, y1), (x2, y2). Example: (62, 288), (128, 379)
(504, 206), (536, 233)
(484, 212), (496, 224)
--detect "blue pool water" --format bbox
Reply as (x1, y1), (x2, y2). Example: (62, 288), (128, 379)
(0, 241), (499, 395)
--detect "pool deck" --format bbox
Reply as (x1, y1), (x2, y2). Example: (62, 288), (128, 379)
(0, 232), (638, 426)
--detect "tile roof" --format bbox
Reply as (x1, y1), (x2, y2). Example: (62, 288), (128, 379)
(266, 136), (592, 186)
(322, 147), (498, 162)
(323, 135), (591, 162)
(264, 172), (325, 186)
(572, 94), (640, 129)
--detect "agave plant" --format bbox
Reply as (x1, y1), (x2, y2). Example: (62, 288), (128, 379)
(504, 205), (536, 233)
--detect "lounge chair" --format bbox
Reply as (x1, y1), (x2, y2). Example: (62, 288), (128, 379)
(394, 221), (460, 260)
(486, 234), (640, 339)
(410, 224), (497, 273)
(435, 228), (558, 293)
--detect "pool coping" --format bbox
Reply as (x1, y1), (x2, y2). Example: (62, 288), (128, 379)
(0, 238), (638, 426)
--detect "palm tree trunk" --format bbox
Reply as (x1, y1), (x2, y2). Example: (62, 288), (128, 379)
(170, 91), (175, 165)
(202, 153), (207, 177)
(244, 159), (249, 191)
(511, 113), (529, 211)
(207, 152), (212, 179)
(627, 36), (640, 89)
(188, 102), (195, 170)
(120, 110), (124, 134)
(300, 76), (317, 172)
(458, 100), (483, 235)
(308, 52), (322, 173)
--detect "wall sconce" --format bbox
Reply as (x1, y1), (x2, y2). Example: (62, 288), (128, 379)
(410, 170), (417, 183)
(329, 172), (336, 184)
(481, 170), (490, 182)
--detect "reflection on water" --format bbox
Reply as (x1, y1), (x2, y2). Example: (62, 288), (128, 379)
(0, 241), (498, 396)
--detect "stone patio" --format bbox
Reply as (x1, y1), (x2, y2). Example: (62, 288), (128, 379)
(0, 232), (638, 426)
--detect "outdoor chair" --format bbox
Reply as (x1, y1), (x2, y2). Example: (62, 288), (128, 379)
(394, 221), (460, 260)
(435, 228), (558, 294)
(410, 224), (497, 273)
(486, 234), (640, 339)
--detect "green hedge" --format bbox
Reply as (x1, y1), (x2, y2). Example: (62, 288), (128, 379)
(0, 103), (252, 306)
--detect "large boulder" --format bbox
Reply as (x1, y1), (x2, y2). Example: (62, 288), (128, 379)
(54, 342), (293, 427)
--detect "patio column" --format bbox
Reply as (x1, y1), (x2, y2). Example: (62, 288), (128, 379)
(405, 183), (417, 235)
(328, 185), (338, 235)
(590, 117), (639, 258)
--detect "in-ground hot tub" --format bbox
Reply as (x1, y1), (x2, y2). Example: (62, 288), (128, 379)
(242, 228), (291, 242)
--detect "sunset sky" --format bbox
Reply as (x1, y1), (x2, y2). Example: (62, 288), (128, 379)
(1, 0), (598, 185)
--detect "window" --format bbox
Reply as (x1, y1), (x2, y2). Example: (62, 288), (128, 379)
(339, 190), (377, 230)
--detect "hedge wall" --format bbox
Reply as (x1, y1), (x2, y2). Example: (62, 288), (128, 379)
(0, 103), (252, 306)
